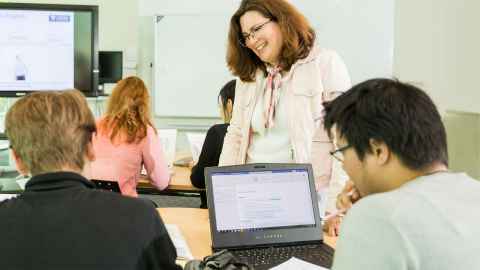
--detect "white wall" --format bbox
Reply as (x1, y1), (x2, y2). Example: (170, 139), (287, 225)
(394, 0), (480, 177)
(139, 0), (240, 16)
(394, 0), (480, 114)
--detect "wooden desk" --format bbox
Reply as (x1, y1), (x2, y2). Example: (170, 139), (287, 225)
(138, 166), (203, 194)
(158, 208), (337, 260)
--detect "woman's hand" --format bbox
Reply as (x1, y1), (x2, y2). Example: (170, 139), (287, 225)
(322, 181), (361, 237)
(336, 180), (360, 211)
(323, 215), (343, 237)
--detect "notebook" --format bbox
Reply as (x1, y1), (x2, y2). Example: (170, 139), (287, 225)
(205, 163), (334, 270)
(165, 224), (194, 260)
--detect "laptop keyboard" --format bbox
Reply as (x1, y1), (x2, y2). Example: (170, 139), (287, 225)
(231, 243), (334, 269)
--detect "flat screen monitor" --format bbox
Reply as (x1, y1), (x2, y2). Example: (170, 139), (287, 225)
(99, 51), (122, 84)
(0, 3), (99, 97)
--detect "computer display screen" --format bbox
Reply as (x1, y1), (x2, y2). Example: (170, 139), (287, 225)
(0, 4), (98, 96)
(211, 169), (316, 232)
(99, 51), (122, 84)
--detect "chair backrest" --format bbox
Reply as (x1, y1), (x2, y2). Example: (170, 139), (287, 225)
(90, 179), (121, 193)
(443, 111), (480, 179)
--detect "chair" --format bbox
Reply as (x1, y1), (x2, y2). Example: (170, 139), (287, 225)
(91, 179), (121, 193)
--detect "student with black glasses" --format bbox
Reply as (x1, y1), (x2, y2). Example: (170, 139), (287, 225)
(324, 78), (480, 270)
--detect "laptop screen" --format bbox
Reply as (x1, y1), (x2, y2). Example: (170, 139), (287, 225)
(211, 168), (316, 232)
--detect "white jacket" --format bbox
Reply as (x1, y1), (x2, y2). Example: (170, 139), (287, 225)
(219, 46), (351, 212)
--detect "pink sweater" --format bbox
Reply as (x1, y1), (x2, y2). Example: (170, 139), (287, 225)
(85, 119), (170, 197)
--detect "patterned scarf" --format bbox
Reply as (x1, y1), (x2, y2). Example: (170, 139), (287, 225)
(263, 66), (282, 129)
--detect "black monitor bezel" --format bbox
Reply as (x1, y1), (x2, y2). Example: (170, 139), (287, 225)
(0, 3), (99, 97)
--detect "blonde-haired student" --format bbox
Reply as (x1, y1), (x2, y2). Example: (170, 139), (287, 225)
(1, 90), (181, 269)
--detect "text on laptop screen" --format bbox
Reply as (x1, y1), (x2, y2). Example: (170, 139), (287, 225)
(211, 169), (316, 232)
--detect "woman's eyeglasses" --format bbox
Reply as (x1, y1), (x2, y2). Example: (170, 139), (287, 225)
(238, 19), (272, 47)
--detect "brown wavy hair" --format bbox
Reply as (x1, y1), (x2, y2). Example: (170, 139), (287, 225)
(227, 0), (316, 82)
(99, 76), (156, 144)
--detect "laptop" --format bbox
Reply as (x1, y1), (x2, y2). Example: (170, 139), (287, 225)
(205, 163), (334, 269)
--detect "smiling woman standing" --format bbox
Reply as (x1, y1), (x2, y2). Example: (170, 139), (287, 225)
(219, 0), (351, 214)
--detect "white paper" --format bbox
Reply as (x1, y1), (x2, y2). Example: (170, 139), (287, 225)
(270, 257), (329, 270)
(186, 132), (206, 163)
(0, 194), (17, 202)
(165, 224), (194, 260)
(157, 129), (177, 168)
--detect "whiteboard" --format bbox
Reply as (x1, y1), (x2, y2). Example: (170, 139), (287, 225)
(154, 14), (232, 118)
(153, 0), (394, 118)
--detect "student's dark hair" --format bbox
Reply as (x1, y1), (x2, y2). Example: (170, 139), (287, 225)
(323, 78), (448, 170)
(227, 0), (315, 82)
(218, 79), (236, 111)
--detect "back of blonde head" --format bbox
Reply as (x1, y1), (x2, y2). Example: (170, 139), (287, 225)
(100, 76), (155, 144)
(5, 90), (96, 176)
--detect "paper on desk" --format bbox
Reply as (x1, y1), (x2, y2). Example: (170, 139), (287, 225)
(270, 257), (329, 270)
(157, 129), (177, 168)
(165, 224), (194, 260)
(0, 194), (18, 202)
(186, 132), (206, 163)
